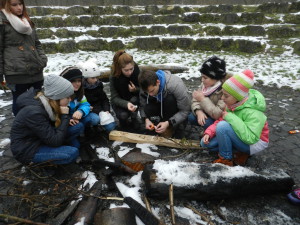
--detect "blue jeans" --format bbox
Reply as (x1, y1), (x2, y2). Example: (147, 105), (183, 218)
(188, 112), (215, 130)
(82, 112), (116, 132)
(200, 121), (250, 159)
(32, 145), (79, 164)
(67, 122), (85, 148)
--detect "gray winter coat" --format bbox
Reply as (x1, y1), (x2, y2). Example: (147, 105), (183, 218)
(140, 71), (191, 127)
(0, 11), (47, 84)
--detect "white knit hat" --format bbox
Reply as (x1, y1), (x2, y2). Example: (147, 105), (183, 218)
(44, 74), (74, 100)
(77, 58), (100, 78)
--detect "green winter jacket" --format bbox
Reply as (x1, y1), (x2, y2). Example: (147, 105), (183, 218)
(224, 89), (267, 145)
(0, 11), (47, 84)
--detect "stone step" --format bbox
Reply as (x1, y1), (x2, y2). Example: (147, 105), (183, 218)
(37, 24), (300, 40)
(41, 37), (267, 54)
(27, 2), (300, 17)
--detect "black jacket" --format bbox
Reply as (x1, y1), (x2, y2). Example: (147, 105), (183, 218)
(10, 88), (70, 164)
(84, 80), (111, 114)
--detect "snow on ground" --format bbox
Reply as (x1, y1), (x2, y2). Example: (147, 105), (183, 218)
(45, 49), (300, 90)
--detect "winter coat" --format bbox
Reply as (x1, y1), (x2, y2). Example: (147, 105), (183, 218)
(140, 70), (191, 127)
(191, 74), (231, 120)
(83, 79), (110, 114)
(0, 11), (47, 84)
(69, 95), (90, 118)
(204, 89), (269, 155)
(10, 88), (70, 164)
(109, 63), (140, 109)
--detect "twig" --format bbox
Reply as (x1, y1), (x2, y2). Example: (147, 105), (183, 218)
(185, 204), (215, 225)
(144, 196), (152, 213)
(0, 214), (49, 225)
(169, 184), (175, 225)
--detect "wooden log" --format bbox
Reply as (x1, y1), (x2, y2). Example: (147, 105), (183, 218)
(69, 181), (103, 225)
(109, 131), (201, 150)
(94, 208), (137, 225)
(142, 160), (295, 201)
(99, 64), (188, 82)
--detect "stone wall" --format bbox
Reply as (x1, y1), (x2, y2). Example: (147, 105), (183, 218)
(25, 0), (297, 6)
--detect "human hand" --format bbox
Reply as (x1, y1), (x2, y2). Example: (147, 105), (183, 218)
(69, 118), (79, 126)
(60, 106), (69, 114)
(128, 81), (136, 92)
(155, 121), (169, 134)
(202, 134), (210, 145)
(222, 110), (228, 119)
(193, 90), (205, 102)
(127, 102), (137, 112)
(145, 118), (155, 130)
(72, 110), (83, 120)
(196, 110), (207, 126)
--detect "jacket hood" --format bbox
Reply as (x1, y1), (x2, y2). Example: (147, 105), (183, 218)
(235, 89), (266, 112)
(16, 87), (41, 111)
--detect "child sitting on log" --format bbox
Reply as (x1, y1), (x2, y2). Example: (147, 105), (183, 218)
(200, 70), (269, 166)
(189, 56), (231, 129)
(78, 59), (116, 133)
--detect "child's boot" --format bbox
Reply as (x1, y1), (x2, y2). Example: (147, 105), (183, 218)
(213, 155), (233, 166)
(233, 152), (250, 166)
(287, 186), (300, 205)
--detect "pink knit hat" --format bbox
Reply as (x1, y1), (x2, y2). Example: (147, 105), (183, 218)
(222, 70), (254, 101)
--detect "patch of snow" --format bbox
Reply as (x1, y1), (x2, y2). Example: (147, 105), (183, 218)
(136, 143), (160, 157)
(0, 138), (10, 148)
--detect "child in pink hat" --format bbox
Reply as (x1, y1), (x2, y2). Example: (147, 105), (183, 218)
(201, 70), (269, 166)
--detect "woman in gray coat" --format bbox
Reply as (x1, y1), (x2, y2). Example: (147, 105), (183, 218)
(0, 0), (47, 115)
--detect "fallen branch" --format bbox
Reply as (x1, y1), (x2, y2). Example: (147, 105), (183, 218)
(0, 214), (49, 225)
(185, 204), (215, 225)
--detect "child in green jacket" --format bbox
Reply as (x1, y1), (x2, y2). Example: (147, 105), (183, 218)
(201, 70), (269, 166)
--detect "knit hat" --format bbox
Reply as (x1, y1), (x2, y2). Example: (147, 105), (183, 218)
(60, 66), (83, 81)
(222, 69), (255, 101)
(44, 74), (74, 100)
(77, 58), (100, 78)
(199, 56), (226, 80)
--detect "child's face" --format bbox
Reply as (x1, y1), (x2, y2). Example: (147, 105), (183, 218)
(71, 78), (82, 91)
(222, 89), (238, 107)
(201, 74), (218, 88)
(59, 97), (71, 107)
(86, 77), (97, 85)
(121, 63), (134, 77)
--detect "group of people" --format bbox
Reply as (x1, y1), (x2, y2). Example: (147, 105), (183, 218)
(1, 0), (270, 169)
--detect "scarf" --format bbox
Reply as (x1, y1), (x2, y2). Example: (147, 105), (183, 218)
(83, 79), (101, 89)
(2, 9), (32, 35)
(38, 94), (56, 122)
(201, 81), (222, 97)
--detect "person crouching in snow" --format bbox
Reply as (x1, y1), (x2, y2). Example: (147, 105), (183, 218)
(200, 70), (269, 166)
(78, 59), (116, 132)
(10, 74), (79, 165)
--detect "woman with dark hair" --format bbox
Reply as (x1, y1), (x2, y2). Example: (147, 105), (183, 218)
(110, 50), (141, 128)
(0, 0), (47, 116)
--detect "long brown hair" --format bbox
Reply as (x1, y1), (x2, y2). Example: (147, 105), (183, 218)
(0, 0), (34, 27)
(36, 92), (62, 128)
(111, 50), (134, 78)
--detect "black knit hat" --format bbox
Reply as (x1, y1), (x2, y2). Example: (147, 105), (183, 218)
(60, 66), (83, 81)
(199, 56), (226, 80)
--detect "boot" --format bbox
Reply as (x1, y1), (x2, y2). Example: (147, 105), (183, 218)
(213, 155), (233, 166)
(233, 152), (250, 166)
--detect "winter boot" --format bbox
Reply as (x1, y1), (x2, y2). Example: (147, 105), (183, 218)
(233, 152), (250, 166)
(213, 155), (233, 166)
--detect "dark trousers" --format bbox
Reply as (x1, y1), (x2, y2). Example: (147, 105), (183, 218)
(144, 93), (178, 124)
(12, 80), (43, 116)
(112, 96), (139, 126)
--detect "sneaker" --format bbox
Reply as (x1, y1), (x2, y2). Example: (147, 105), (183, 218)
(287, 187), (300, 205)
(233, 152), (250, 166)
(213, 155), (233, 166)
